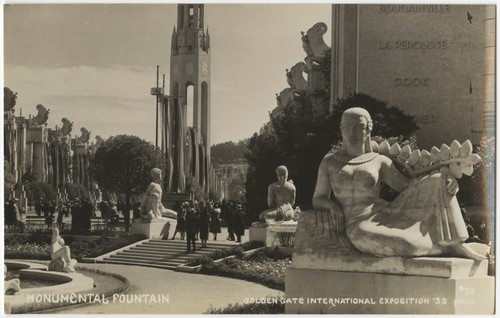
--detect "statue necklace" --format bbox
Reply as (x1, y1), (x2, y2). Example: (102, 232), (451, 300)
(333, 151), (378, 165)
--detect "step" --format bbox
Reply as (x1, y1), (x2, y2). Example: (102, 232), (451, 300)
(141, 242), (230, 250)
(98, 259), (177, 270)
(111, 253), (173, 261)
(131, 245), (221, 253)
(106, 255), (186, 265)
(104, 256), (183, 267)
(119, 250), (211, 258)
(150, 240), (237, 247)
(119, 250), (187, 257)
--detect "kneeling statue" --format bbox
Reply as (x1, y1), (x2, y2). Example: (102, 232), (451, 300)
(50, 224), (77, 273)
(140, 168), (177, 220)
(259, 165), (297, 223)
(305, 107), (488, 260)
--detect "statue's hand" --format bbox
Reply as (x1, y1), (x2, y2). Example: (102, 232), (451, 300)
(446, 175), (459, 195)
(330, 209), (345, 232)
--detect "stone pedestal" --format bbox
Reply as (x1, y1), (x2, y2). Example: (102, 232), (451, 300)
(285, 210), (494, 314)
(131, 218), (177, 239)
(249, 221), (297, 247)
(286, 264), (494, 314)
(48, 258), (77, 272)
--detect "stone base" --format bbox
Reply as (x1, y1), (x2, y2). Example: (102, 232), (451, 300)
(285, 268), (494, 314)
(249, 222), (297, 247)
(131, 218), (177, 239)
(48, 258), (77, 273)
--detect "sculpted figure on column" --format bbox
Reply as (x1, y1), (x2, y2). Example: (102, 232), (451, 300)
(140, 168), (177, 220)
(50, 224), (77, 272)
(259, 165), (297, 224)
(307, 107), (487, 260)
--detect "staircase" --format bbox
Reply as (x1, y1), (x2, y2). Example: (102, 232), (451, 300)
(98, 239), (237, 270)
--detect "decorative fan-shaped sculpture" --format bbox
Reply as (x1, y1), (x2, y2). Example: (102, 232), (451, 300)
(373, 139), (481, 179)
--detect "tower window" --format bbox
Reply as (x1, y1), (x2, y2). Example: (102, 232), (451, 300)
(189, 7), (194, 27)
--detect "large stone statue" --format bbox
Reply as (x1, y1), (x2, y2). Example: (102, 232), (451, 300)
(139, 168), (177, 220)
(76, 127), (91, 144)
(259, 165), (297, 223)
(31, 104), (50, 126)
(304, 107), (488, 260)
(60, 117), (73, 136)
(4, 87), (17, 113)
(49, 224), (77, 273)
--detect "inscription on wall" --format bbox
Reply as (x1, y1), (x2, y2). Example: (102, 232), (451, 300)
(395, 78), (430, 87)
(377, 40), (447, 49)
(416, 115), (438, 123)
(379, 5), (451, 13)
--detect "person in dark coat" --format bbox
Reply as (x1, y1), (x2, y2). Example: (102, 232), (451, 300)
(199, 206), (210, 248)
(171, 202), (187, 240)
(45, 201), (56, 228)
(209, 202), (222, 241)
(233, 204), (246, 243)
(5, 200), (17, 227)
(185, 208), (198, 253)
(224, 201), (235, 241)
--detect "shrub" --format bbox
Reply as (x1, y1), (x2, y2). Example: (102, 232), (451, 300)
(205, 301), (285, 314)
(186, 241), (264, 266)
(198, 254), (291, 291)
(5, 234), (143, 261)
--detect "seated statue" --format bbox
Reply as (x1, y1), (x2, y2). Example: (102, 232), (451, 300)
(305, 107), (488, 260)
(50, 224), (77, 273)
(139, 168), (177, 220)
(259, 165), (297, 224)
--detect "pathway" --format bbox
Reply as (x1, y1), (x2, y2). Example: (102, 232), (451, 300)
(49, 263), (283, 314)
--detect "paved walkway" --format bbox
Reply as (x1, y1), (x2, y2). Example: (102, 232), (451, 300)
(51, 263), (282, 314)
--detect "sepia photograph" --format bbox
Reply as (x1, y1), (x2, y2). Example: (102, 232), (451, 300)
(3, 2), (496, 314)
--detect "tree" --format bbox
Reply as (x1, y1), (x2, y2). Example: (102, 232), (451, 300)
(245, 92), (418, 222)
(4, 160), (16, 198)
(185, 175), (205, 202)
(211, 139), (249, 164)
(93, 135), (167, 230)
(65, 183), (90, 201)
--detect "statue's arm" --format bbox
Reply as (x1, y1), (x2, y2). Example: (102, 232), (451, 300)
(267, 184), (276, 208)
(381, 155), (459, 195)
(52, 227), (59, 244)
(380, 155), (412, 193)
(290, 184), (296, 206)
(312, 156), (344, 232)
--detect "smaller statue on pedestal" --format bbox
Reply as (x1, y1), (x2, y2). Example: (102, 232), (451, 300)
(49, 224), (77, 273)
(259, 165), (297, 224)
(139, 168), (177, 220)
(31, 104), (50, 126)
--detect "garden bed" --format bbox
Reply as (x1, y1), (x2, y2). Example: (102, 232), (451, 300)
(196, 247), (291, 291)
(5, 233), (144, 261)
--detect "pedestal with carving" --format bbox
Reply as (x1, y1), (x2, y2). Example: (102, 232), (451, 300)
(131, 218), (177, 239)
(249, 221), (297, 247)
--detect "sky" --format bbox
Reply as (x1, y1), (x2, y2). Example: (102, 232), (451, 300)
(4, 3), (331, 146)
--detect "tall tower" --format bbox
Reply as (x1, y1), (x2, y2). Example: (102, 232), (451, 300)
(166, 4), (211, 192)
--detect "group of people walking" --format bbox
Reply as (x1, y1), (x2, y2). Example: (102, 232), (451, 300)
(170, 200), (246, 253)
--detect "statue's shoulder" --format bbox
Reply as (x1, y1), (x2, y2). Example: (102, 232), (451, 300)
(285, 181), (296, 190)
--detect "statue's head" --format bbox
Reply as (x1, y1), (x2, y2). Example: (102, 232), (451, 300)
(151, 168), (162, 181)
(340, 107), (373, 153)
(276, 165), (288, 182)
